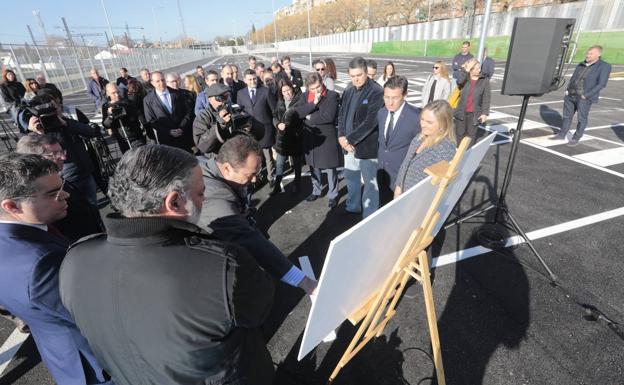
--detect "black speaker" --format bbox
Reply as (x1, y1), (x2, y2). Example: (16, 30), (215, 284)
(501, 18), (575, 96)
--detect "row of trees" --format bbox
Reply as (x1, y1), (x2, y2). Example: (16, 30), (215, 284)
(248, 0), (570, 43)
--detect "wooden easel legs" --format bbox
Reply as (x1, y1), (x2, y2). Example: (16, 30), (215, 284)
(328, 250), (446, 385)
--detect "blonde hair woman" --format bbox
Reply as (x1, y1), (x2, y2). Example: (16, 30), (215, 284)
(421, 61), (451, 106)
(394, 100), (457, 197)
(184, 74), (202, 96)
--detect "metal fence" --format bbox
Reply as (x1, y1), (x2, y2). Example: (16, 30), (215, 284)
(1, 43), (216, 96)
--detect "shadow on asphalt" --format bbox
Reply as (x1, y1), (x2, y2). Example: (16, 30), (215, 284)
(0, 336), (41, 385)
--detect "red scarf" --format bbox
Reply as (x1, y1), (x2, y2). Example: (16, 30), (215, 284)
(307, 85), (327, 103)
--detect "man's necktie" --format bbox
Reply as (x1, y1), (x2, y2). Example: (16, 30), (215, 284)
(250, 88), (256, 103)
(386, 111), (395, 144)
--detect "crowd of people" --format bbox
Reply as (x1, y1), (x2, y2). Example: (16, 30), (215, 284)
(0, 42), (611, 385)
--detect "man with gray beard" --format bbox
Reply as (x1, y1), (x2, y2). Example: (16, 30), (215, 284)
(59, 144), (275, 385)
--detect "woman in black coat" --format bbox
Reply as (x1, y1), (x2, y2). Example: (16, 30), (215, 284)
(1, 69), (26, 127)
(271, 79), (304, 195)
(294, 72), (343, 208)
(453, 58), (491, 146)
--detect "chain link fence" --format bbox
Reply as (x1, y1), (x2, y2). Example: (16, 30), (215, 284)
(1, 43), (215, 96)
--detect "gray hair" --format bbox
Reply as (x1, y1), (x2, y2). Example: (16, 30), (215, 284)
(107, 145), (198, 217)
(16, 134), (61, 156)
(0, 153), (58, 213)
(166, 72), (180, 82)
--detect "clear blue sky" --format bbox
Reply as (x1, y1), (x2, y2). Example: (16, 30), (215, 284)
(0, 0), (291, 45)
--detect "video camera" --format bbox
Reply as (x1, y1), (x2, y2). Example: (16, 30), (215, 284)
(26, 102), (59, 131)
(215, 102), (253, 144)
(110, 101), (127, 119)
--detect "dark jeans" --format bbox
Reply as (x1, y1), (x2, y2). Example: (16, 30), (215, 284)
(454, 112), (477, 145)
(561, 94), (592, 139)
(275, 154), (302, 182)
(310, 167), (339, 199)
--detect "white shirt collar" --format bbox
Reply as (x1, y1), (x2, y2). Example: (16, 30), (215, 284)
(384, 101), (406, 138)
(0, 219), (48, 232)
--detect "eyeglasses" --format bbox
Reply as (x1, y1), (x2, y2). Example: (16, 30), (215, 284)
(315, 67), (326, 72)
(10, 179), (66, 202)
(42, 150), (67, 159)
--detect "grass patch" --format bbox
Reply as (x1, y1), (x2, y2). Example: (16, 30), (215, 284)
(371, 31), (624, 64)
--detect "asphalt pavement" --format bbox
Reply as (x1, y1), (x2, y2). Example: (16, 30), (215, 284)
(1, 51), (623, 385)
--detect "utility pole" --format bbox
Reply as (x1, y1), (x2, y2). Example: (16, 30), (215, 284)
(306, 0), (312, 67)
(272, 0), (278, 59)
(32, 10), (50, 43)
(61, 17), (88, 89)
(27, 24), (50, 80)
(176, 0), (188, 41)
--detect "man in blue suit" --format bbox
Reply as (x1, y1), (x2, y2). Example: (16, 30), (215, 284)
(553, 45), (612, 146)
(377, 76), (421, 206)
(237, 69), (277, 184)
(0, 153), (112, 385)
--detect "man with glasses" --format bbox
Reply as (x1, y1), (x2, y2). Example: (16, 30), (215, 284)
(0, 153), (112, 385)
(16, 134), (104, 242)
(198, 135), (317, 295)
(23, 93), (99, 205)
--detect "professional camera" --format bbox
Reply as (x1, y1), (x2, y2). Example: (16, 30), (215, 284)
(214, 102), (253, 143)
(110, 101), (127, 119)
(27, 102), (59, 131)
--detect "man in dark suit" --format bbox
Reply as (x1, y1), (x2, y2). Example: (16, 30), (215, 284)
(0, 153), (112, 385)
(552, 45), (612, 146)
(16, 133), (105, 242)
(338, 57), (384, 218)
(219, 64), (245, 104)
(377, 76), (421, 206)
(143, 71), (195, 152)
(281, 56), (303, 89)
(237, 69), (277, 184)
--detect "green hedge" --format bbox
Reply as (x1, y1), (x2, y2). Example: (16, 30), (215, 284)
(371, 31), (624, 64)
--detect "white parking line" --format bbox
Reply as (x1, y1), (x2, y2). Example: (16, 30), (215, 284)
(0, 328), (29, 376)
(432, 206), (624, 268)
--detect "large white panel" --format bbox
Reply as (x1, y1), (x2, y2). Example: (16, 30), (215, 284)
(298, 134), (497, 360)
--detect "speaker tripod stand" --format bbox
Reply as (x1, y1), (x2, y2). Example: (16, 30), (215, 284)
(445, 95), (558, 283)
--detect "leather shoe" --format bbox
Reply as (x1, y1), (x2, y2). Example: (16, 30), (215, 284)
(305, 194), (320, 202)
(328, 198), (338, 209)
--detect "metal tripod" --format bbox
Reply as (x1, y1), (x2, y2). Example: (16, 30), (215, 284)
(445, 95), (558, 283)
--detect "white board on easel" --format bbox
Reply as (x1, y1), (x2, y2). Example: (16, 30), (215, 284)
(297, 133), (496, 360)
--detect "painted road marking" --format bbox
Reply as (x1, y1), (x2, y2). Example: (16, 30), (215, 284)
(433, 206), (624, 268)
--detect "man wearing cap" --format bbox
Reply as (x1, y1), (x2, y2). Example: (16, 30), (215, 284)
(193, 83), (239, 154)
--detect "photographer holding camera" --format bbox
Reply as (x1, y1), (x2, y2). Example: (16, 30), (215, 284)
(22, 93), (99, 206)
(102, 83), (146, 153)
(193, 83), (252, 155)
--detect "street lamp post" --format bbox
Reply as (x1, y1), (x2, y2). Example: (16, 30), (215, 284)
(306, 0), (312, 67)
(272, 0), (278, 59)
